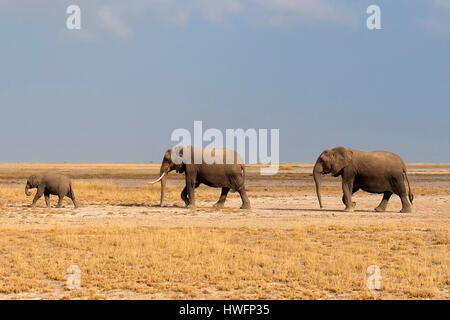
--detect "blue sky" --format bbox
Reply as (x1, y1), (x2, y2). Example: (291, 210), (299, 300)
(0, 0), (449, 162)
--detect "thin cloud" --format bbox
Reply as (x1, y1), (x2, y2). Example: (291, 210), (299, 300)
(0, 0), (356, 40)
(198, 0), (244, 23)
(89, 0), (354, 39)
(436, 0), (450, 9)
(126, 0), (245, 26)
(253, 0), (354, 26)
(145, 0), (352, 26)
(418, 17), (450, 35)
(98, 6), (132, 39)
(417, 0), (450, 35)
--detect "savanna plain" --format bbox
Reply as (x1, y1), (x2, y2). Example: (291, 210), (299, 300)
(0, 163), (448, 300)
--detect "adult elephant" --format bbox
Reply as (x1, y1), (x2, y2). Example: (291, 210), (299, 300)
(313, 146), (414, 213)
(150, 145), (251, 209)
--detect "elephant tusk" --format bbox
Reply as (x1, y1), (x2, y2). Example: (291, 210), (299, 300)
(148, 171), (166, 184)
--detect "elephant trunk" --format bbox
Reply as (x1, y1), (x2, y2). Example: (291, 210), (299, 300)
(313, 162), (323, 208)
(158, 163), (169, 206)
(25, 184), (31, 196)
(160, 175), (167, 206)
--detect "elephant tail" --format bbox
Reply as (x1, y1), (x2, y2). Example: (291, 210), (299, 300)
(403, 169), (414, 204)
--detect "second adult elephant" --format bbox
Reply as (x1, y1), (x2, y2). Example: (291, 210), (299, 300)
(313, 146), (414, 213)
(150, 145), (251, 209)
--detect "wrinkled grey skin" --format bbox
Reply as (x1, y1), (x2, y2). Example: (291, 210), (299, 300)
(156, 146), (251, 209)
(25, 173), (78, 208)
(313, 146), (413, 213)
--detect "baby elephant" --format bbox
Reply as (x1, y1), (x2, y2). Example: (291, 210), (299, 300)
(25, 173), (78, 208)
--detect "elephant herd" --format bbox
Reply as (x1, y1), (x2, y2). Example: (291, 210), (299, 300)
(24, 145), (414, 213)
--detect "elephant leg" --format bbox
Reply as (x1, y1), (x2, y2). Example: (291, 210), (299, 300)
(56, 195), (64, 208)
(342, 187), (358, 208)
(238, 188), (251, 209)
(186, 181), (196, 209)
(375, 192), (392, 212)
(399, 182), (412, 213)
(44, 192), (50, 208)
(213, 187), (230, 209)
(400, 195), (412, 213)
(186, 186), (195, 209)
(393, 176), (412, 213)
(180, 186), (190, 206)
(342, 181), (354, 212)
(31, 187), (44, 208)
(69, 192), (79, 209)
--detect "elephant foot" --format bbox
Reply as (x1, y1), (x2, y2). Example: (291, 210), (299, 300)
(240, 203), (251, 210)
(400, 207), (412, 213)
(186, 204), (196, 209)
(213, 202), (225, 209)
(344, 206), (354, 212)
(374, 206), (386, 212)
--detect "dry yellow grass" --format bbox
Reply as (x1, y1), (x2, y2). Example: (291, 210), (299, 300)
(1, 180), (448, 209)
(0, 163), (448, 299)
(0, 181), (229, 207)
(0, 223), (447, 299)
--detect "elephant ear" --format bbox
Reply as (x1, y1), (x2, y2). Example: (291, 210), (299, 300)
(178, 146), (184, 159)
(170, 145), (185, 165)
(29, 174), (38, 187)
(171, 145), (187, 173)
(331, 146), (353, 175)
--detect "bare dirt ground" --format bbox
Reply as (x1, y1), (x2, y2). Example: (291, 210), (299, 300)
(0, 164), (448, 299)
